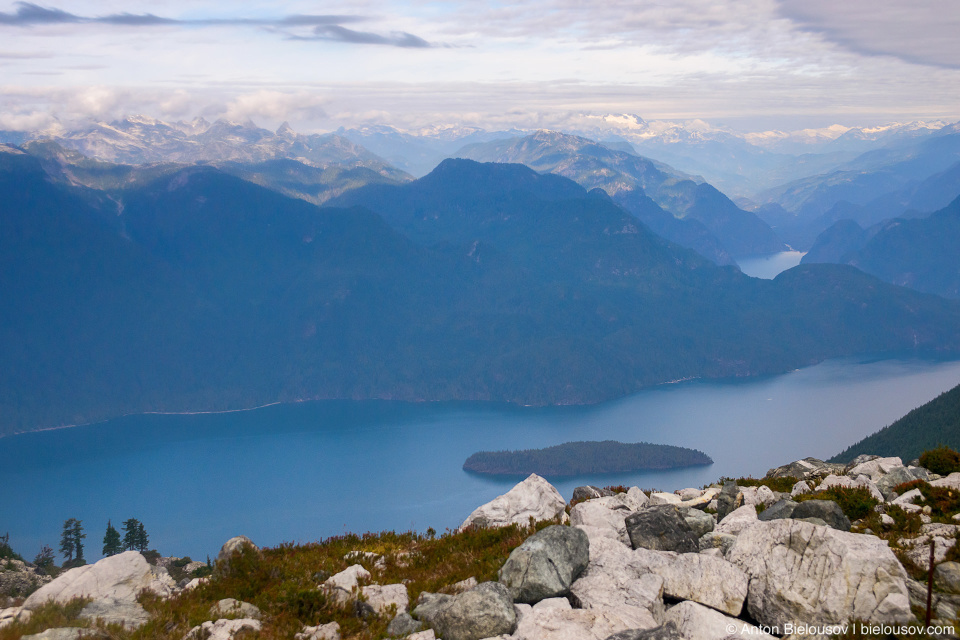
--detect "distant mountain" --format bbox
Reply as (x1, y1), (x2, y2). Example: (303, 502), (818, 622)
(3, 153), (960, 436)
(831, 382), (960, 463)
(803, 196), (960, 298)
(759, 127), (960, 249)
(21, 115), (410, 181)
(455, 131), (785, 260)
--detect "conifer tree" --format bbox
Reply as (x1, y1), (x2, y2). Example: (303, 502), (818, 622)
(60, 518), (85, 566)
(121, 518), (141, 551)
(135, 521), (149, 552)
(102, 520), (122, 557)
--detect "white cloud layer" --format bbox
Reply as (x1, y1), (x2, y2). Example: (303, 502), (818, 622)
(0, 0), (957, 133)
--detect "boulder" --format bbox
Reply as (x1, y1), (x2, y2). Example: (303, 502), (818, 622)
(79, 597), (151, 629)
(714, 504), (758, 536)
(23, 551), (174, 610)
(629, 548), (747, 616)
(573, 486), (613, 502)
(449, 577), (478, 594)
(295, 622), (341, 640)
(679, 507), (715, 537)
(429, 581), (517, 640)
(361, 583), (409, 615)
(679, 487), (720, 510)
(625, 506), (699, 552)
(790, 500), (851, 531)
(756, 499), (797, 522)
(727, 520), (912, 626)
(22, 629), (107, 640)
(664, 601), (775, 640)
(511, 597), (633, 640)
(498, 525), (589, 603)
(209, 598), (261, 620)
(896, 525), (959, 571)
(790, 481), (811, 497)
(931, 472), (960, 491)
(698, 532), (737, 556)
(461, 474), (567, 530)
(412, 591), (453, 625)
(740, 486), (777, 508)
(603, 622), (683, 640)
(846, 456), (903, 481)
(406, 631), (436, 640)
(816, 474), (883, 502)
(387, 611), (423, 636)
(184, 618), (261, 640)
(876, 466), (927, 498)
(715, 481), (740, 521)
(570, 499), (634, 546)
(322, 564), (370, 603)
(935, 562), (960, 594)
(216, 536), (260, 573)
(569, 537), (664, 631)
(648, 493), (682, 506)
(765, 458), (843, 480)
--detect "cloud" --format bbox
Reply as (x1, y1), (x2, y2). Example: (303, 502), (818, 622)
(776, 0), (960, 69)
(298, 25), (431, 48)
(0, 2), (365, 29)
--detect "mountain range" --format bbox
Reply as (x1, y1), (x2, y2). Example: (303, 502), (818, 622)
(6, 140), (959, 435)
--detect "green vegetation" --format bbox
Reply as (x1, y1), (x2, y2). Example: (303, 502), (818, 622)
(59, 519), (85, 568)
(102, 520), (122, 557)
(796, 486), (879, 521)
(725, 476), (801, 493)
(832, 384), (960, 463)
(463, 440), (712, 477)
(919, 445), (960, 475)
(0, 598), (92, 640)
(0, 533), (23, 562)
(122, 519), (149, 553)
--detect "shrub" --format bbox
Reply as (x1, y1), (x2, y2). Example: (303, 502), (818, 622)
(724, 476), (800, 493)
(797, 486), (879, 521)
(919, 446), (960, 475)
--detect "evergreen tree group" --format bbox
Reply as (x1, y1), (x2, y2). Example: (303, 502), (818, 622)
(59, 518), (85, 566)
(121, 518), (149, 552)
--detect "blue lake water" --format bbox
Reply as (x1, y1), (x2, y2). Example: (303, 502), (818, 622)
(738, 251), (806, 279)
(2, 355), (960, 564)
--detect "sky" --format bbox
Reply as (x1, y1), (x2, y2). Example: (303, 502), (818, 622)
(1, 0), (959, 134)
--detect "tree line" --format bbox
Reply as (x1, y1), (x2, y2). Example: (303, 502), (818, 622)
(49, 518), (151, 569)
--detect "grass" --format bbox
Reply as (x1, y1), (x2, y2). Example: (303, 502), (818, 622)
(0, 519), (559, 640)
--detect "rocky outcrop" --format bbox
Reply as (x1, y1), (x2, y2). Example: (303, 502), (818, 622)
(727, 520), (912, 626)
(0, 559), (52, 598)
(498, 525), (589, 603)
(625, 506), (699, 552)
(23, 551), (173, 612)
(461, 474), (567, 529)
(765, 457), (844, 480)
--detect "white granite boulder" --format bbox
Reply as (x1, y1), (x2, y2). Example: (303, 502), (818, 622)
(79, 598), (151, 629)
(360, 583), (409, 615)
(461, 474), (568, 530)
(295, 621), (341, 640)
(209, 599), (261, 620)
(846, 456), (903, 481)
(664, 601), (775, 640)
(23, 551), (174, 610)
(713, 505), (758, 536)
(511, 597), (632, 640)
(630, 548), (747, 616)
(817, 474), (884, 502)
(321, 564), (370, 603)
(727, 520), (912, 626)
(184, 618), (260, 640)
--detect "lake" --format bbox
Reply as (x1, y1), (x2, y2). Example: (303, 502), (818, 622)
(2, 355), (960, 564)
(738, 251), (805, 279)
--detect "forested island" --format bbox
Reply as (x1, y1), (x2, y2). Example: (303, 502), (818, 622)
(463, 440), (713, 476)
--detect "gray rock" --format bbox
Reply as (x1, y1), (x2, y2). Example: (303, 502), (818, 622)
(387, 612), (422, 637)
(430, 582), (517, 640)
(846, 456), (903, 481)
(572, 486), (613, 502)
(790, 500), (851, 531)
(727, 520), (912, 626)
(449, 577), (478, 594)
(498, 525), (589, 604)
(679, 507), (715, 538)
(361, 583), (409, 615)
(604, 622), (683, 640)
(461, 474), (568, 530)
(698, 532), (737, 556)
(209, 598), (261, 620)
(756, 499), (798, 522)
(716, 481), (740, 521)
(935, 562), (960, 594)
(625, 506), (699, 553)
(876, 466), (924, 498)
(79, 597), (151, 629)
(765, 458), (844, 480)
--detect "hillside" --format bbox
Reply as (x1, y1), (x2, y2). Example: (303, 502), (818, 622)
(831, 382), (960, 462)
(803, 196), (960, 298)
(3, 152), (960, 435)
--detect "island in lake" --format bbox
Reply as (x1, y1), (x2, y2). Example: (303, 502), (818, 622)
(463, 440), (713, 477)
